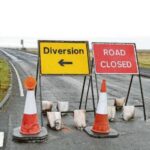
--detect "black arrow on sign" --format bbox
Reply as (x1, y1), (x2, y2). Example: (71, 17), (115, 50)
(58, 59), (73, 66)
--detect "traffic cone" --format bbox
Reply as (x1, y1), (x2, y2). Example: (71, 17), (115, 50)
(91, 80), (110, 133)
(84, 80), (119, 138)
(20, 76), (40, 134)
(12, 76), (48, 142)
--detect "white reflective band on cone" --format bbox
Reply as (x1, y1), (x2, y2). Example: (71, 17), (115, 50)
(96, 93), (107, 114)
(24, 90), (37, 114)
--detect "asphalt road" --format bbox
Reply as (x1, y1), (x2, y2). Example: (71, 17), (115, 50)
(0, 48), (150, 150)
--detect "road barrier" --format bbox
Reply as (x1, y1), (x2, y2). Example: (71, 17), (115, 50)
(93, 43), (146, 120)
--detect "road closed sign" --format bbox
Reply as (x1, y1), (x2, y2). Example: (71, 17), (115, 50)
(39, 41), (90, 75)
(93, 43), (139, 74)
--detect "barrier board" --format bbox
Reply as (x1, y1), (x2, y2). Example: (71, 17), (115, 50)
(93, 43), (139, 74)
(39, 41), (90, 75)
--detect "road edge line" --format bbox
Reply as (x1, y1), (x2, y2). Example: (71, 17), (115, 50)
(0, 132), (4, 148)
(9, 62), (24, 97)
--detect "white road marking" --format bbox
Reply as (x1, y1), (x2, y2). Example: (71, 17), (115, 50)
(0, 49), (21, 62)
(0, 132), (4, 147)
(9, 62), (24, 97)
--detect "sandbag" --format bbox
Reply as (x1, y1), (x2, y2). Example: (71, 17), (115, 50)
(74, 109), (86, 130)
(108, 106), (116, 121)
(42, 101), (53, 113)
(57, 101), (69, 115)
(115, 97), (126, 110)
(47, 112), (62, 130)
(123, 106), (135, 121)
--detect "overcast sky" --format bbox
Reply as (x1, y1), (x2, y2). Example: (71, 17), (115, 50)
(0, 0), (150, 49)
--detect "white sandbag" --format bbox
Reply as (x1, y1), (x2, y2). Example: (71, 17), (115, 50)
(123, 106), (135, 121)
(47, 112), (62, 130)
(108, 106), (116, 121)
(74, 109), (86, 130)
(42, 101), (53, 112)
(115, 97), (126, 109)
(57, 101), (69, 113)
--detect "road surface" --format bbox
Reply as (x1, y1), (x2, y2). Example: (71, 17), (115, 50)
(0, 48), (150, 150)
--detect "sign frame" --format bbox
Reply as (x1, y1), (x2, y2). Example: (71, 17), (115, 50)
(36, 40), (96, 126)
(90, 42), (146, 120)
(38, 40), (91, 76)
(92, 42), (139, 75)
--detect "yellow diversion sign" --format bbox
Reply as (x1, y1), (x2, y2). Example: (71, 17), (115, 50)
(39, 41), (90, 75)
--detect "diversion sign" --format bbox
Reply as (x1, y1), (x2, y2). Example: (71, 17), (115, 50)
(93, 43), (139, 74)
(39, 41), (90, 75)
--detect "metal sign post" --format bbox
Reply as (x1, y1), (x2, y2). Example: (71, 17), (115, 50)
(21, 39), (24, 50)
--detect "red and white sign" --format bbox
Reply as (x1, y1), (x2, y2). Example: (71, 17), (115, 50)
(93, 43), (139, 74)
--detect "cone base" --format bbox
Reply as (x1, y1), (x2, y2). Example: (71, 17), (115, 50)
(84, 126), (119, 138)
(12, 127), (48, 143)
(91, 114), (110, 134)
(20, 129), (41, 135)
(91, 128), (110, 134)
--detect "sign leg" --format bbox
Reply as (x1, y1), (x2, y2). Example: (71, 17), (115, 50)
(35, 59), (39, 97)
(94, 73), (99, 103)
(138, 75), (147, 120)
(125, 75), (134, 105)
(79, 76), (87, 109)
(90, 75), (96, 115)
(90, 58), (96, 114)
(39, 75), (44, 126)
(85, 76), (91, 109)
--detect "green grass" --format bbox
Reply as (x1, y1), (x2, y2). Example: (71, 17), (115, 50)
(0, 58), (11, 102)
(137, 51), (150, 69)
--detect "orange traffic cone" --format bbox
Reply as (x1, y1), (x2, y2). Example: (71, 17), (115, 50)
(20, 76), (41, 135)
(84, 80), (119, 138)
(91, 80), (110, 133)
(13, 76), (48, 142)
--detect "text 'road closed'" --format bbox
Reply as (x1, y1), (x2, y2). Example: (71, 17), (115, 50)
(93, 43), (139, 74)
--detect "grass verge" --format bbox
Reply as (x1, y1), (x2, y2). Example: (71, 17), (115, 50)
(0, 58), (11, 102)
(137, 51), (150, 69)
